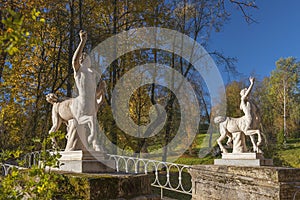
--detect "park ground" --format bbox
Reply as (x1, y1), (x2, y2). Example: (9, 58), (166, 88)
(175, 133), (300, 168)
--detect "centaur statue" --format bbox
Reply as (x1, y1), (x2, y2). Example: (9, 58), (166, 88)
(47, 30), (106, 151)
(214, 77), (265, 154)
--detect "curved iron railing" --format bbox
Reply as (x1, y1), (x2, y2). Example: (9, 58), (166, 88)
(108, 154), (192, 196)
(293, 186), (300, 200)
(23, 151), (41, 168)
(1, 151), (192, 198)
(0, 163), (26, 176)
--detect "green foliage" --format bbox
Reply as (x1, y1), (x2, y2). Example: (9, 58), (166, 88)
(175, 155), (214, 165)
(262, 138), (300, 168)
(266, 58), (299, 136)
(277, 129), (285, 146)
(251, 57), (300, 146)
(0, 133), (71, 199)
(0, 168), (23, 199)
(0, 2), (70, 150)
(0, 166), (88, 200)
(0, 8), (44, 56)
(277, 138), (300, 168)
(0, 149), (23, 163)
(225, 81), (245, 118)
(0, 9), (26, 56)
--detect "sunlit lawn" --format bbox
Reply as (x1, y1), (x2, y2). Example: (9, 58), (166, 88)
(277, 138), (300, 168)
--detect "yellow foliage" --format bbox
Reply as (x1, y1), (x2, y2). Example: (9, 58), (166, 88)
(6, 27), (14, 33)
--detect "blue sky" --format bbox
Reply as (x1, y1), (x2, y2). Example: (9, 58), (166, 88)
(209, 1), (300, 81)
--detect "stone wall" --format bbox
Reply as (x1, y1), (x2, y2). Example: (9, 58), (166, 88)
(189, 165), (300, 200)
(56, 172), (158, 200)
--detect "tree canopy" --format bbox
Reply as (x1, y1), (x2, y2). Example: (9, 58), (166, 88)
(5, 0), (292, 158)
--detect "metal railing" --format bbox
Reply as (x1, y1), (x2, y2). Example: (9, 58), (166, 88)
(1, 151), (192, 198)
(1, 163), (26, 176)
(108, 154), (192, 197)
(293, 186), (300, 200)
(23, 151), (41, 168)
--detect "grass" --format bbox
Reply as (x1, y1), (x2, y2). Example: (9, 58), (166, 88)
(178, 133), (300, 169)
(151, 170), (192, 200)
(276, 138), (300, 168)
(174, 133), (218, 165)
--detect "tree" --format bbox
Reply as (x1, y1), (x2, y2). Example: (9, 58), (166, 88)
(267, 57), (300, 141)
(225, 80), (245, 117)
(0, 0), (258, 157)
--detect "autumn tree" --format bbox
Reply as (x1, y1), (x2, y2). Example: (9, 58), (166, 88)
(225, 80), (245, 118)
(0, 0), (258, 159)
(263, 57), (300, 142)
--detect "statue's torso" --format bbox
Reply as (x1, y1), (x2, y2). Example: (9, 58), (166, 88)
(72, 64), (99, 118)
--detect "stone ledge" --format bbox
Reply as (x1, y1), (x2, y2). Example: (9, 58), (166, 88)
(59, 150), (107, 160)
(214, 153), (273, 167)
(48, 150), (116, 173)
(214, 158), (273, 166)
(55, 172), (156, 200)
(189, 165), (300, 200)
(221, 153), (264, 160)
(56, 159), (115, 173)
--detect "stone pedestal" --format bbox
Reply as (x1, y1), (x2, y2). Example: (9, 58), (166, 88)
(214, 153), (273, 166)
(55, 150), (115, 173)
(189, 165), (300, 200)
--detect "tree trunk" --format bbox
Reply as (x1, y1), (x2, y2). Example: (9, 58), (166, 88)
(109, 0), (118, 154)
(67, 0), (75, 97)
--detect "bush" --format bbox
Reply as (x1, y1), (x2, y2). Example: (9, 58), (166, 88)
(0, 132), (80, 199)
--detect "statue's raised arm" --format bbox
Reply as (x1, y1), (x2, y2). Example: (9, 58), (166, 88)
(239, 77), (255, 110)
(72, 30), (87, 72)
(242, 77), (255, 99)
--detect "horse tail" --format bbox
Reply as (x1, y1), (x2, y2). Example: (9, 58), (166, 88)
(46, 93), (59, 105)
(214, 116), (227, 124)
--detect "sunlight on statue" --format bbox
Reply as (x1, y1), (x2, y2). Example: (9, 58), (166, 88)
(47, 30), (106, 152)
(214, 77), (265, 154)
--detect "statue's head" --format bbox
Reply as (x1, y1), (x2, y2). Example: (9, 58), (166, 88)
(80, 52), (91, 67)
(46, 93), (59, 104)
(240, 88), (247, 96)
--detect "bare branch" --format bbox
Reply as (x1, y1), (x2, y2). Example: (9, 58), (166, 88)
(228, 0), (258, 24)
(209, 51), (240, 81)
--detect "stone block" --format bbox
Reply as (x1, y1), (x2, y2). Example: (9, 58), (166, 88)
(57, 159), (115, 173)
(59, 150), (107, 160)
(55, 172), (155, 200)
(189, 165), (300, 200)
(214, 158), (273, 166)
(50, 150), (115, 173)
(214, 153), (273, 167)
(221, 153), (264, 160)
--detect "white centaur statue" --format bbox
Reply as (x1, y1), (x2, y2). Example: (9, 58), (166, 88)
(215, 77), (264, 154)
(47, 30), (106, 151)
